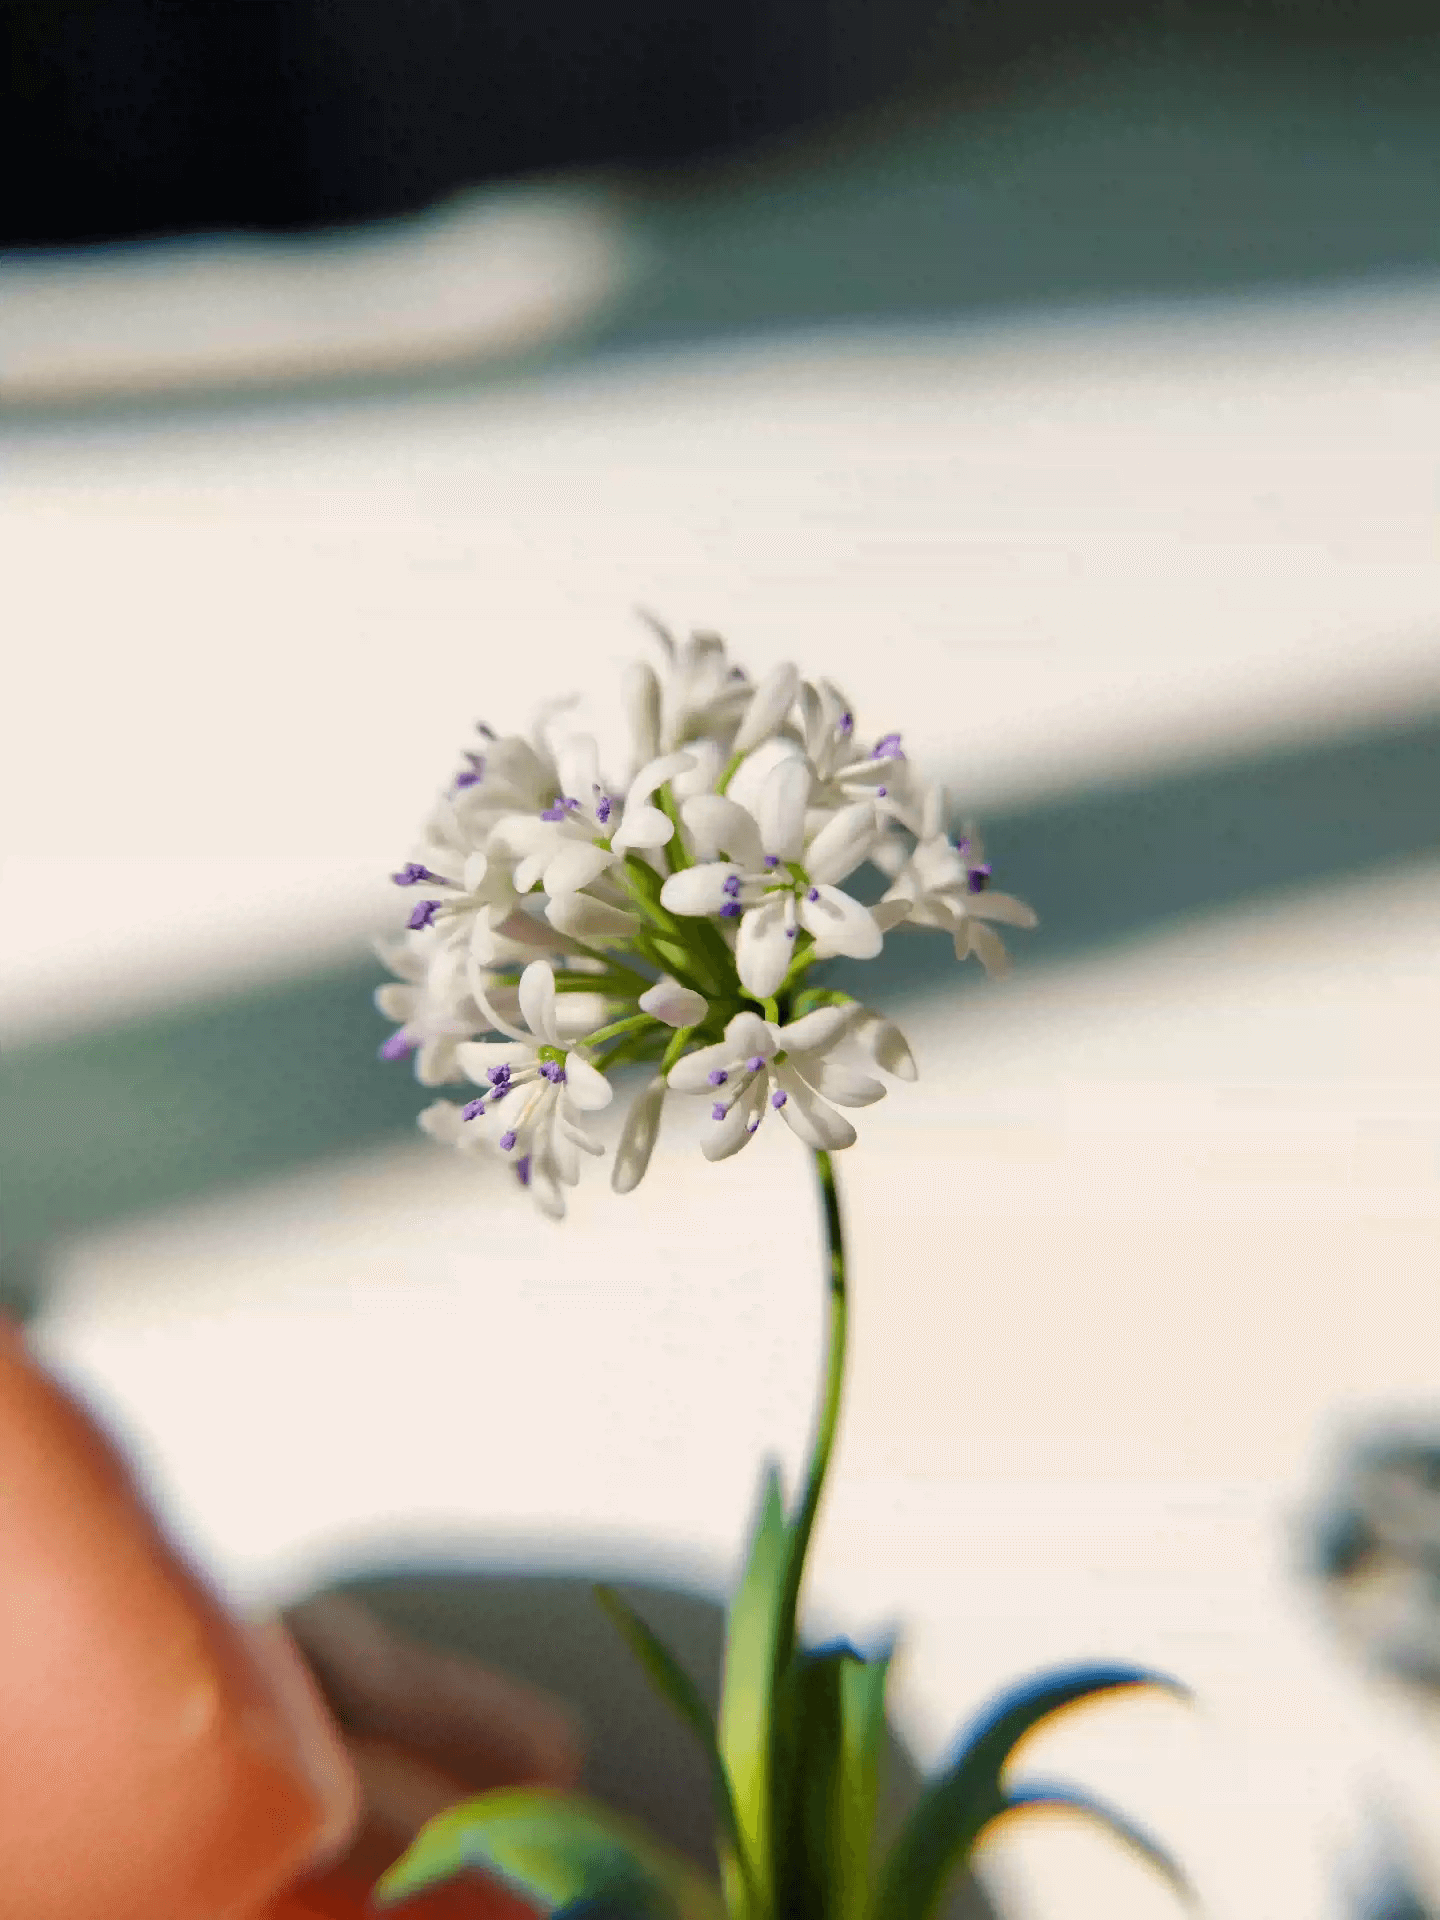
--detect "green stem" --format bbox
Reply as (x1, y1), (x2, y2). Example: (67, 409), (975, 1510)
(716, 750), (745, 795)
(776, 1149), (848, 1676)
(584, 1011), (654, 1049)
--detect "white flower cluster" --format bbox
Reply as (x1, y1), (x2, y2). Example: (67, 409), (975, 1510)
(379, 623), (1036, 1218)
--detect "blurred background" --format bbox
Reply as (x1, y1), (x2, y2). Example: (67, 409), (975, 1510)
(3, 2), (1439, 1916)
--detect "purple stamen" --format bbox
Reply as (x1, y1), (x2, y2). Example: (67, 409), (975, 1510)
(711, 1102), (728, 1121)
(500, 1129), (518, 1151)
(807, 887), (820, 902)
(839, 712), (854, 735)
(771, 1089), (787, 1109)
(763, 855), (780, 870)
(707, 1069), (728, 1086)
(564, 796), (581, 810)
(379, 1030), (414, 1061)
(539, 1059), (567, 1084)
(967, 862), (992, 894)
(745, 1055), (766, 1073)
(453, 751), (485, 790)
(596, 795), (613, 825)
(454, 770), (482, 789)
(407, 900), (441, 931)
(391, 862), (439, 886)
(871, 732), (904, 759)
(488, 1085), (508, 1103)
(720, 902), (742, 918)
(477, 723), (497, 740)
(722, 874), (742, 897)
(540, 804), (567, 822)
(461, 1097), (486, 1121)
(785, 926), (797, 939)
(876, 786), (888, 798)
(956, 836), (972, 854)
(746, 1118), (760, 1134)
(515, 1154), (531, 1186)
(487, 1064), (512, 1086)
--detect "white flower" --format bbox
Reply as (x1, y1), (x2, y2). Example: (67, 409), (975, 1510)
(374, 934), (486, 1085)
(453, 961), (614, 1219)
(612, 1074), (668, 1193)
(798, 678), (916, 819)
(880, 822), (1036, 976)
(659, 761), (894, 998)
(625, 620), (752, 762)
(668, 1007), (885, 1158)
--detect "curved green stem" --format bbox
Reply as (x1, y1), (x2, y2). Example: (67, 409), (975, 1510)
(776, 1148), (848, 1673)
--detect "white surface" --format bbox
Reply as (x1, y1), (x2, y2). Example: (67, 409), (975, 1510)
(8, 272), (1440, 1918)
(0, 186), (631, 403)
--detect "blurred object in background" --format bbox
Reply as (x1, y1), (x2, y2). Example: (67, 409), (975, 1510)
(6, 0), (1440, 249)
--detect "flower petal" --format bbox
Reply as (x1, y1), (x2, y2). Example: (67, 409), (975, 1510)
(609, 804), (673, 852)
(518, 961), (558, 1043)
(678, 797), (765, 872)
(775, 1005), (851, 1054)
(624, 660), (662, 766)
(563, 1052), (613, 1111)
(851, 1009), (918, 1081)
(805, 803), (878, 885)
(551, 992), (612, 1039)
(756, 756), (810, 862)
(417, 1100), (465, 1147)
(798, 885), (883, 961)
(639, 979), (709, 1029)
(659, 862), (745, 916)
(668, 1038), (736, 1092)
(732, 661), (800, 754)
(545, 893), (640, 941)
(870, 897), (912, 932)
(723, 1009), (777, 1060)
(966, 922), (1011, 977)
(702, 1076), (767, 1161)
(773, 1069), (857, 1150)
(670, 737), (723, 798)
(735, 897), (794, 998)
(543, 841), (616, 896)
(374, 984), (419, 1021)
(612, 1076), (667, 1193)
(973, 890), (1039, 930)
(805, 1061), (886, 1108)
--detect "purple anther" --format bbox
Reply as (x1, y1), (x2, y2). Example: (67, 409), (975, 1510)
(839, 712), (854, 735)
(379, 1030), (414, 1061)
(745, 1055), (766, 1073)
(871, 732), (904, 759)
(500, 1130), (518, 1151)
(720, 902), (742, 919)
(956, 836), (972, 854)
(746, 1119), (760, 1134)
(540, 804), (567, 822)
(487, 1064), (512, 1086)
(707, 1069), (728, 1086)
(807, 887), (820, 903)
(785, 927), (798, 940)
(771, 1089), (787, 1109)
(477, 722), (497, 740)
(596, 795), (613, 825)
(722, 874), (742, 897)
(539, 1059), (567, 1084)
(391, 862), (438, 886)
(487, 1085), (508, 1103)
(461, 1097), (486, 1121)
(876, 786), (888, 798)
(515, 1154), (532, 1186)
(711, 1102), (728, 1121)
(563, 796), (581, 811)
(407, 900), (441, 931)
(454, 770), (482, 790)
(764, 855), (780, 870)
(967, 862), (992, 894)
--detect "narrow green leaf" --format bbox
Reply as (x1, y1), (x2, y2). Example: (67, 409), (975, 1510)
(873, 1663), (1186, 1920)
(835, 1644), (894, 1920)
(594, 1585), (755, 1899)
(718, 1464), (791, 1917)
(374, 1787), (725, 1920)
(1000, 1782), (1193, 1904)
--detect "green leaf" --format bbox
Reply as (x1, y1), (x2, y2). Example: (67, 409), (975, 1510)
(374, 1787), (725, 1920)
(594, 1585), (755, 1900)
(717, 1464), (791, 1918)
(873, 1663), (1187, 1920)
(835, 1643), (894, 1920)
(999, 1782), (1192, 1903)
(770, 1639), (894, 1920)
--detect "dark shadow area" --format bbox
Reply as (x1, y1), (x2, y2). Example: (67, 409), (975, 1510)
(4, 699), (1436, 1284)
(289, 1563), (994, 1918)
